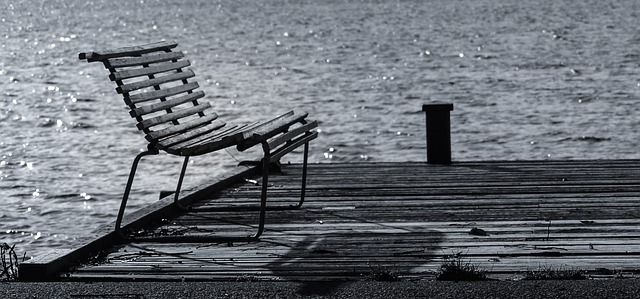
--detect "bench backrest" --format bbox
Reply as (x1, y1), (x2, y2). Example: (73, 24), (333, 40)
(79, 41), (223, 146)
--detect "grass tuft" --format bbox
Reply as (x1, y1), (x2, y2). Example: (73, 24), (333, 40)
(1, 243), (20, 281)
(524, 265), (587, 280)
(368, 265), (400, 282)
(436, 254), (488, 281)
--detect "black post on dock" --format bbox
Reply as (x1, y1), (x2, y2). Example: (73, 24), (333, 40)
(422, 103), (454, 164)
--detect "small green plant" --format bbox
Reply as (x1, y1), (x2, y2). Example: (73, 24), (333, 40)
(437, 254), (487, 281)
(1, 243), (20, 281)
(524, 265), (587, 280)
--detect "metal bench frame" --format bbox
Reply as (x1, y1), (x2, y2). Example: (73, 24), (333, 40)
(79, 41), (317, 242)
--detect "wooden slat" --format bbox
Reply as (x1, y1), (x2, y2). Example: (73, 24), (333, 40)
(236, 110), (309, 151)
(167, 123), (265, 156)
(126, 82), (200, 104)
(172, 124), (273, 156)
(78, 41), (178, 62)
(157, 120), (229, 149)
(131, 91), (205, 117)
(267, 120), (318, 150)
(145, 112), (219, 142)
(107, 52), (185, 68)
(136, 102), (212, 130)
(110, 60), (191, 81)
(269, 132), (318, 162)
(116, 70), (195, 94)
(163, 124), (245, 150)
(244, 110), (304, 138)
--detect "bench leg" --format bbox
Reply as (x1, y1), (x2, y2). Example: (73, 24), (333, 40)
(173, 156), (190, 210)
(250, 140), (311, 238)
(115, 149), (158, 238)
(298, 141), (310, 208)
(126, 142), (311, 243)
(134, 155), (268, 243)
(252, 154), (270, 239)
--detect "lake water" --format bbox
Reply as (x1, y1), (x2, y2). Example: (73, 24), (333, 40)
(2, 0), (640, 259)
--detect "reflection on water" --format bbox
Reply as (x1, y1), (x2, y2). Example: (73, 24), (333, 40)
(2, 0), (640, 258)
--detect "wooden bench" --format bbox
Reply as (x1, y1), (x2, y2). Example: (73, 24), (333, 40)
(78, 41), (318, 241)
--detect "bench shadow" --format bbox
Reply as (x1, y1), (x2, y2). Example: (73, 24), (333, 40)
(265, 228), (444, 296)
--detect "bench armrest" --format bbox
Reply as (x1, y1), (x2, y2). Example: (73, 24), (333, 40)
(236, 110), (310, 151)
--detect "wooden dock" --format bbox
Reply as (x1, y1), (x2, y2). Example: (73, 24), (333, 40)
(21, 160), (640, 281)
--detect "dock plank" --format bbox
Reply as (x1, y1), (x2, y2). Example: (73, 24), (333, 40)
(44, 160), (640, 281)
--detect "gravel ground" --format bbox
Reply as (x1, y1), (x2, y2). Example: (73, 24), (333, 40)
(2, 280), (640, 299)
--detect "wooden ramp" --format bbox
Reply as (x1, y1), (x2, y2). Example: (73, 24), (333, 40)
(59, 161), (640, 281)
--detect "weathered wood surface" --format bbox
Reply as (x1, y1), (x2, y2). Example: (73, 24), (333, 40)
(62, 160), (640, 281)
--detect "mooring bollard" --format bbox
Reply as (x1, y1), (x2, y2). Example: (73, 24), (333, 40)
(422, 103), (454, 164)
